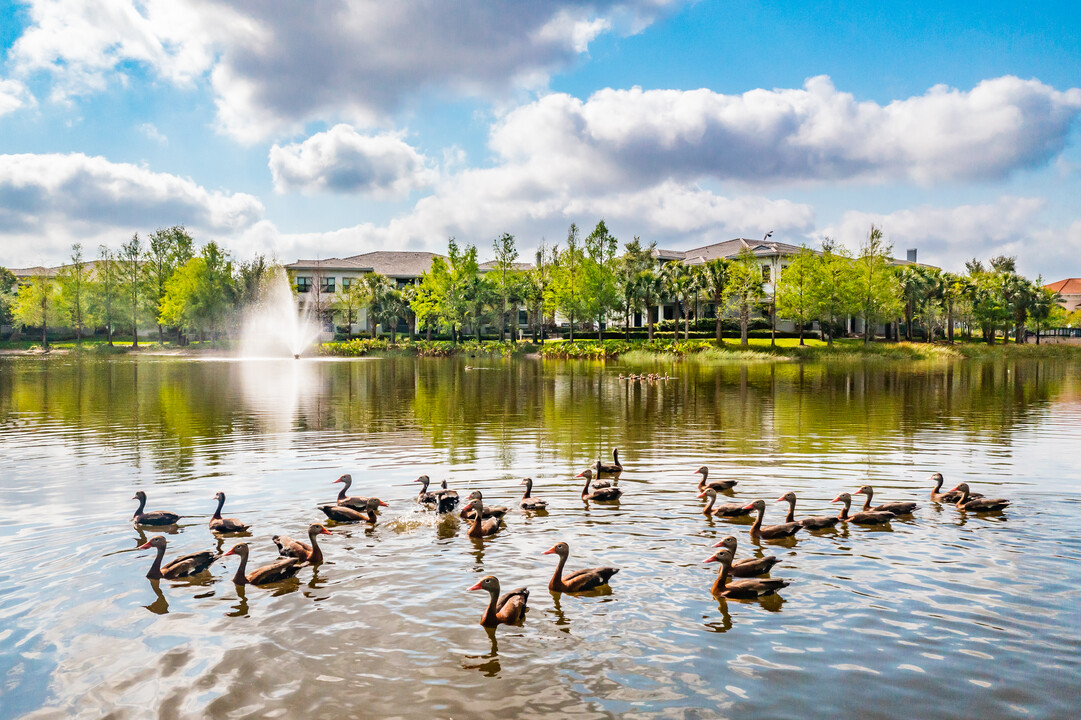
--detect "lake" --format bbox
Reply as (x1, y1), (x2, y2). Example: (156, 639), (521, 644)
(1, 354), (1079, 719)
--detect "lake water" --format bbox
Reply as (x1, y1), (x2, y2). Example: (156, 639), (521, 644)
(1, 354), (1079, 719)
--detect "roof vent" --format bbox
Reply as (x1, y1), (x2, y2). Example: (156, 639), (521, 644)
(906, 249), (917, 263)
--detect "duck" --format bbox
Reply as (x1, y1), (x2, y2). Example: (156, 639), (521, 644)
(222, 542), (300, 585)
(589, 461), (615, 489)
(519, 478), (548, 510)
(743, 499), (802, 539)
(318, 496), (386, 523)
(595, 448), (623, 476)
(414, 475), (439, 505)
(273, 523), (331, 564)
(131, 491), (179, 526)
(776, 491), (840, 530)
(695, 466), (737, 492)
(439, 479), (459, 502)
(710, 536), (781, 577)
(543, 542), (619, 592)
(333, 474), (384, 512)
(136, 536), (217, 580)
(930, 473), (983, 503)
(950, 483), (1010, 512)
(464, 498), (502, 538)
(854, 485), (918, 515)
(209, 491), (250, 533)
(578, 468), (623, 501)
(703, 547), (789, 599)
(831, 493), (894, 525)
(697, 488), (755, 517)
(468, 575), (529, 627)
(459, 491), (509, 520)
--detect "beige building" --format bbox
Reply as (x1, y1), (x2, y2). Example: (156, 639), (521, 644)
(1045, 278), (1081, 312)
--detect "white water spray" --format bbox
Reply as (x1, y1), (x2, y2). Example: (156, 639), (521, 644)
(238, 270), (323, 358)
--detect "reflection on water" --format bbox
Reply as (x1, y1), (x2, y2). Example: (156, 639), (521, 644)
(0, 354), (1080, 719)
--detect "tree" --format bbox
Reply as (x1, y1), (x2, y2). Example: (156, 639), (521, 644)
(634, 269), (664, 341)
(616, 237), (655, 339)
(853, 225), (902, 344)
(0, 266), (15, 328)
(808, 237), (856, 346)
(582, 220), (619, 340)
(491, 232), (519, 342)
(334, 277), (370, 335)
(144, 226), (194, 344)
(551, 224), (587, 340)
(774, 247), (815, 346)
(13, 274), (66, 348)
(700, 258), (734, 346)
(413, 259), (449, 341)
(362, 273), (396, 338)
(58, 243), (90, 343)
(158, 242), (237, 340)
(729, 249), (764, 346)
(448, 240), (482, 342)
(90, 246), (122, 345)
(1029, 282), (1061, 345)
(119, 234), (144, 347)
(663, 262), (698, 341)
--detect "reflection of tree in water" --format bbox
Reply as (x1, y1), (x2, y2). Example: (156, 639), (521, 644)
(0, 355), (1075, 475)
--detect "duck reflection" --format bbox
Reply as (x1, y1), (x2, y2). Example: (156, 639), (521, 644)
(703, 599), (733, 633)
(462, 627), (502, 676)
(547, 592), (571, 633)
(144, 579), (169, 615)
(227, 585), (249, 617)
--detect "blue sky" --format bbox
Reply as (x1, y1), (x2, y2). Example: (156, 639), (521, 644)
(0, 0), (1078, 278)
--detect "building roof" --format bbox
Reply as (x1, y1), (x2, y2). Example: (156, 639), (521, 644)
(284, 257), (373, 272)
(1046, 278), (1081, 295)
(343, 251), (443, 277)
(11, 260), (109, 280)
(660, 237), (804, 265)
(478, 260), (534, 271)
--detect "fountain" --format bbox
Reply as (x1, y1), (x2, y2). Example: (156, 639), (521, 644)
(238, 268), (323, 359)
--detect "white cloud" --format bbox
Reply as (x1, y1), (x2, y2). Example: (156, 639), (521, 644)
(9, 0), (683, 141)
(0, 153), (263, 266)
(138, 122), (168, 144)
(820, 196), (1079, 278)
(268, 124), (436, 196)
(489, 76), (1081, 187)
(0, 79), (36, 116)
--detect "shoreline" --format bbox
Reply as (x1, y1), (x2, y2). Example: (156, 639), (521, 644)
(4, 337), (1077, 362)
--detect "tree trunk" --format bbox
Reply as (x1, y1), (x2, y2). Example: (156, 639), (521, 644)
(598, 313), (603, 341)
(770, 301), (776, 347)
(647, 306), (654, 341)
(947, 302), (954, 343)
(426, 324), (432, 341)
(827, 314), (834, 347)
(905, 300), (913, 341)
(798, 321), (804, 346)
(740, 303), (749, 347)
(569, 313), (574, 341)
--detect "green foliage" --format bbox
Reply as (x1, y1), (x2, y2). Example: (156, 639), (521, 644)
(853, 225), (902, 344)
(729, 248), (764, 346)
(808, 237), (856, 346)
(700, 258), (734, 345)
(549, 224), (588, 340)
(490, 232), (520, 341)
(775, 246), (815, 345)
(158, 242), (237, 336)
(57, 244), (90, 341)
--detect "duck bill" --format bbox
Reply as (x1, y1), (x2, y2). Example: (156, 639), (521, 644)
(467, 581), (484, 591)
(703, 555), (720, 563)
(696, 492), (708, 498)
(222, 548), (236, 557)
(378, 500), (389, 507)
(575, 472), (586, 478)
(542, 547), (557, 555)
(775, 496), (787, 502)
(948, 485), (962, 492)
(320, 528), (332, 535)
(830, 496), (843, 503)
(741, 503), (756, 510)
(711, 540), (729, 548)
(137, 541), (153, 549)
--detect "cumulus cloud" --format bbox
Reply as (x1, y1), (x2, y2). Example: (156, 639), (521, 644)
(0, 79), (36, 116)
(820, 196), (1078, 278)
(0, 153), (263, 266)
(489, 76), (1081, 187)
(269, 124), (436, 196)
(9, 0), (682, 140)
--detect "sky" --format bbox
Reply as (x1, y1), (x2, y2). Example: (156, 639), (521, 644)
(0, 0), (1079, 279)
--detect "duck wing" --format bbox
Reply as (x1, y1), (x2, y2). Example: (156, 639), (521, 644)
(211, 517), (250, 532)
(563, 567), (619, 591)
(247, 557), (300, 585)
(586, 487), (623, 501)
(339, 496), (371, 511)
(318, 504), (367, 523)
(962, 497), (1010, 511)
(873, 502), (918, 515)
(799, 515), (840, 530)
(850, 510), (893, 525)
(730, 556), (780, 577)
(273, 535), (312, 559)
(135, 511), (180, 526)
(162, 550), (218, 578)
(712, 503), (753, 517)
(761, 522), (802, 538)
(706, 480), (738, 491)
(520, 498), (548, 510)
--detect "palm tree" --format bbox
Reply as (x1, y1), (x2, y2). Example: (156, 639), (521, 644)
(700, 258), (732, 346)
(663, 263), (695, 341)
(635, 269), (664, 341)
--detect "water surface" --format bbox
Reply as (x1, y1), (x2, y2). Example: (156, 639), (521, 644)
(1, 355), (1079, 719)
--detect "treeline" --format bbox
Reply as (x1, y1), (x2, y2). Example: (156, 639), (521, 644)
(354, 222), (1071, 346)
(0, 227), (276, 348)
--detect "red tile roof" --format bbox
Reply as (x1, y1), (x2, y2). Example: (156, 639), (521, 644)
(1046, 278), (1081, 295)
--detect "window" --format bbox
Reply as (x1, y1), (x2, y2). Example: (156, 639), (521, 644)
(342, 277), (353, 291)
(518, 310), (528, 325)
(321, 277), (335, 294)
(663, 305), (675, 320)
(296, 276), (312, 293)
(704, 304), (717, 319)
(761, 265), (771, 283)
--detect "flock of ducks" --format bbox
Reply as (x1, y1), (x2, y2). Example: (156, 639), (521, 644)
(617, 373), (673, 383)
(132, 453), (1010, 626)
